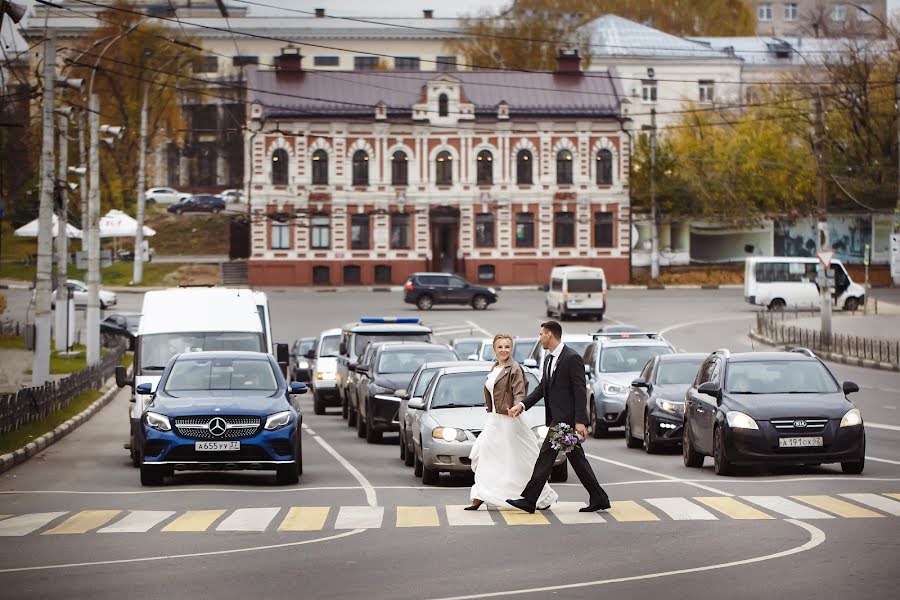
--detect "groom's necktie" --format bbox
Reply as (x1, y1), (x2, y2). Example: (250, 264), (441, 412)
(545, 354), (554, 383)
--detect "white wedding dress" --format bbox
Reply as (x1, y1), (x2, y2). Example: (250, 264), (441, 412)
(469, 365), (558, 509)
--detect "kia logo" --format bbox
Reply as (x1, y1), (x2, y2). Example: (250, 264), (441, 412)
(793, 420), (807, 428)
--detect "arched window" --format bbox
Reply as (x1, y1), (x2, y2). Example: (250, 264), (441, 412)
(352, 150), (369, 186)
(476, 150), (493, 185)
(556, 149), (573, 185)
(271, 148), (289, 185)
(516, 149), (533, 185)
(311, 149), (328, 185)
(438, 93), (448, 117)
(435, 150), (452, 185)
(391, 150), (408, 186)
(596, 149), (613, 185)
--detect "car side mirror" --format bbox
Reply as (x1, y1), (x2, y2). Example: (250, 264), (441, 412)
(339, 342), (347, 355)
(136, 383), (153, 395)
(407, 398), (425, 410)
(395, 389), (409, 400)
(842, 381), (859, 395)
(276, 343), (290, 365)
(115, 365), (132, 389)
(356, 365), (369, 374)
(523, 359), (537, 369)
(467, 354), (479, 361)
(631, 377), (648, 388)
(348, 362), (357, 372)
(697, 381), (720, 398)
(305, 349), (316, 360)
(290, 382), (308, 395)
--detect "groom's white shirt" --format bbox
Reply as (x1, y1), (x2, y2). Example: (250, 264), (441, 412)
(547, 342), (565, 378)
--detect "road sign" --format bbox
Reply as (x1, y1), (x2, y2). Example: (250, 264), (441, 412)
(817, 249), (835, 269)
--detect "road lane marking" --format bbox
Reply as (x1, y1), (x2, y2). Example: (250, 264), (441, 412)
(659, 314), (754, 336)
(867, 456), (900, 465)
(606, 500), (659, 522)
(334, 506), (383, 529)
(42, 510), (121, 535)
(396, 506), (440, 528)
(445, 505), (494, 526)
(549, 501), (605, 524)
(427, 520), (826, 600)
(216, 507), (281, 532)
(500, 511), (550, 525)
(0, 486), (365, 496)
(792, 495), (885, 518)
(865, 422), (900, 432)
(839, 493), (900, 516)
(98, 511), (176, 533)
(694, 497), (774, 520)
(304, 424), (377, 508)
(0, 512), (68, 536)
(0, 515), (9, 521)
(465, 320), (493, 337)
(161, 509), (225, 532)
(278, 507), (329, 531)
(645, 498), (717, 521)
(886, 493), (900, 500)
(741, 496), (833, 519)
(584, 452), (731, 496)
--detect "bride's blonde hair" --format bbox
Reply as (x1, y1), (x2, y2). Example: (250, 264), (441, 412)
(492, 333), (513, 349)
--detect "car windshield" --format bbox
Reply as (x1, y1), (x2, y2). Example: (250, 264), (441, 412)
(139, 332), (264, 374)
(430, 371), (540, 409)
(513, 340), (536, 363)
(600, 346), (673, 373)
(319, 335), (341, 357)
(124, 315), (141, 328)
(413, 368), (439, 397)
(656, 360), (704, 385)
(454, 341), (481, 359)
(297, 339), (315, 354)
(481, 344), (495, 361)
(378, 349), (458, 374)
(165, 358), (278, 393)
(565, 341), (592, 358)
(354, 333), (430, 356)
(725, 361), (839, 394)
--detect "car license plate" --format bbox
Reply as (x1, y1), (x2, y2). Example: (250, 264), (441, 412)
(778, 437), (823, 448)
(195, 441), (240, 451)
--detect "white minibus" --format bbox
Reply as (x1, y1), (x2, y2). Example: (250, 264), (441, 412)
(744, 257), (865, 311)
(545, 266), (607, 320)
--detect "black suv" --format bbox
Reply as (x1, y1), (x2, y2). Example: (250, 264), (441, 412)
(403, 273), (498, 311)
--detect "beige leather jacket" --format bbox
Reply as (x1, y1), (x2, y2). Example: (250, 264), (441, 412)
(483, 360), (528, 416)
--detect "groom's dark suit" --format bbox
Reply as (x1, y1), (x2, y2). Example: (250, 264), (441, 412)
(518, 344), (609, 506)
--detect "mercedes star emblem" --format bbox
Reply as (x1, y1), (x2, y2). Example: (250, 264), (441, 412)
(207, 417), (228, 437)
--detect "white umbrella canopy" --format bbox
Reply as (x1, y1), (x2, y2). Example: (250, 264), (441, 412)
(98, 209), (156, 237)
(14, 215), (83, 239)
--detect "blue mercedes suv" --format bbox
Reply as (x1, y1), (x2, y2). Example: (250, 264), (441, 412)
(137, 351), (307, 486)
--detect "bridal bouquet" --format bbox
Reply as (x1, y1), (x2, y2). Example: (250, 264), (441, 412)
(548, 423), (583, 453)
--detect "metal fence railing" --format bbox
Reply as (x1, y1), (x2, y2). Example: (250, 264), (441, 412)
(755, 312), (900, 366)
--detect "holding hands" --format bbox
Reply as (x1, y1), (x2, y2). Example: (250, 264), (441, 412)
(507, 402), (524, 418)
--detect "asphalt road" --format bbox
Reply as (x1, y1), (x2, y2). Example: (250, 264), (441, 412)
(0, 288), (898, 599)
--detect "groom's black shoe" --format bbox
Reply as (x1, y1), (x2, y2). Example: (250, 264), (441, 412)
(506, 498), (536, 514)
(580, 498), (611, 513)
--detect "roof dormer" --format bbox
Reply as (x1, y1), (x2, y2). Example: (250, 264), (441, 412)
(412, 73), (474, 124)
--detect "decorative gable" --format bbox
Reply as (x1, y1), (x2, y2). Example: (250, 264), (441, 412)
(412, 73), (474, 125)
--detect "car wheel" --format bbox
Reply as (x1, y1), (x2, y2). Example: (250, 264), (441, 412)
(421, 462), (439, 485)
(843, 297), (860, 312)
(769, 298), (786, 311)
(212, 207), (222, 214)
(129, 432), (140, 468)
(590, 403), (607, 439)
(643, 414), (659, 454)
(624, 409), (643, 449)
(400, 436), (407, 460)
(682, 422), (704, 468)
(297, 434), (303, 476)
(341, 397), (349, 420)
(404, 441), (415, 467)
(176, 208), (183, 215)
(413, 445), (424, 477)
(356, 406), (367, 438)
(559, 305), (568, 321)
(139, 464), (165, 486)
(841, 437), (865, 474)
(365, 409), (382, 443)
(546, 308), (553, 318)
(471, 295), (488, 310)
(276, 462), (299, 485)
(347, 399), (357, 427)
(597, 312), (604, 322)
(713, 427), (733, 476)
(313, 394), (325, 416)
(416, 295), (433, 310)
(100, 301), (107, 311)
(550, 461), (568, 483)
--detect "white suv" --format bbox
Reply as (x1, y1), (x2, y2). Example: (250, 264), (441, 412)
(145, 187), (189, 204)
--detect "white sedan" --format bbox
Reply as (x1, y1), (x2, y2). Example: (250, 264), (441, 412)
(51, 279), (118, 310)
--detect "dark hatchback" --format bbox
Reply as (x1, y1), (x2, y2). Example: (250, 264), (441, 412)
(403, 273), (498, 311)
(138, 351), (307, 486)
(167, 194), (225, 214)
(100, 312), (141, 349)
(682, 350), (865, 475)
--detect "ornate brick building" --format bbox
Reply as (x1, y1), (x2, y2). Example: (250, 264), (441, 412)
(245, 51), (633, 286)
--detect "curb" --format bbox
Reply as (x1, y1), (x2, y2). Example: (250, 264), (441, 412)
(0, 376), (122, 475)
(749, 331), (900, 372)
(261, 284), (748, 293)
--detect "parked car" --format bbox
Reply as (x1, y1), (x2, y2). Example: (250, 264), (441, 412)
(596, 324), (642, 337)
(744, 256), (866, 312)
(545, 265), (607, 321)
(309, 329), (342, 415)
(290, 337), (316, 382)
(403, 272), (498, 311)
(137, 351), (307, 486)
(100, 312), (141, 349)
(521, 333), (594, 376)
(397, 360), (464, 466)
(145, 187), (189, 204)
(408, 363), (567, 485)
(218, 189), (245, 203)
(450, 337), (483, 361)
(50, 279), (118, 310)
(352, 341), (459, 443)
(583, 333), (675, 437)
(624, 353), (706, 453)
(167, 194), (226, 215)
(682, 348), (865, 475)
(512, 337), (538, 364)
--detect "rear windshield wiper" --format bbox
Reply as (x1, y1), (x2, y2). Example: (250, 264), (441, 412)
(142, 366), (166, 371)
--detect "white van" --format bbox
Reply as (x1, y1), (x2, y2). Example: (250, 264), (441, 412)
(744, 257), (866, 311)
(545, 266), (607, 321)
(118, 287), (268, 467)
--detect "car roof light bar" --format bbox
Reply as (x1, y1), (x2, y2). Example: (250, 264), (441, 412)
(592, 332), (661, 340)
(359, 317), (420, 324)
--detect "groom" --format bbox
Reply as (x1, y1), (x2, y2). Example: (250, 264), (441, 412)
(507, 320), (610, 514)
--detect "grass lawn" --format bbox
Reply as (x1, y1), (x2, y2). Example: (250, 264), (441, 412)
(145, 212), (230, 255)
(0, 260), (208, 286)
(0, 389), (103, 456)
(0, 335), (26, 350)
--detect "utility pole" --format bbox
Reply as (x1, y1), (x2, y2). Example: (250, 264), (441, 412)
(86, 93), (101, 365)
(133, 81), (150, 284)
(55, 108), (69, 352)
(814, 93), (832, 339)
(32, 32), (56, 386)
(649, 107), (660, 281)
(78, 110), (87, 252)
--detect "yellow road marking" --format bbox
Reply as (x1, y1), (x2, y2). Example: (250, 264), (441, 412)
(885, 493), (900, 501)
(0, 515), (9, 522)
(606, 501), (659, 522)
(278, 507), (330, 531)
(792, 496), (885, 518)
(42, 510), (121, 535)
(162, 510), (226, 532)
(396, 506), (440, 528)
(500, 510), (550, 525)
(694, 497), (774, 520)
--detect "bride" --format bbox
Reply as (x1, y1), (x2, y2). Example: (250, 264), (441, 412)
(467, 334), (558, 511)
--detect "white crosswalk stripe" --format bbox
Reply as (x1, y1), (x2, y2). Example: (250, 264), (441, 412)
(445, 505), (495, 526)
(98, 511), (176, 533)
(0, 512), (68, 536)
(549, 502), (606, 524)
(216, 508), (281, 532)
(741, 496), (834, 519)
(646, 497), (718, 521)
(334, 506), (384, 529)
(839, 494), (900, 516)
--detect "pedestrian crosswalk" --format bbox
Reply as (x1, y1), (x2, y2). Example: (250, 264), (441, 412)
(0, 493), (897, 537)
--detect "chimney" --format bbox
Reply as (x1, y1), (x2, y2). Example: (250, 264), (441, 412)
(555, 49), (582, 75)
(274, 46), (303, 75)
(423, 9), (434, 18)
(315, 8), (325, 18)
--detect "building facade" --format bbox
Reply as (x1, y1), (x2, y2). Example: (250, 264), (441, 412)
(743, 1), (888, 37)
(245, 53), (632, 286)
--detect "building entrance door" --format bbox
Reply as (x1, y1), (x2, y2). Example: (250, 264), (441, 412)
(429, 206), (460, 273)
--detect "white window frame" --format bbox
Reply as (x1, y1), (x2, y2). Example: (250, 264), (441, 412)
(784, 2), (798, 21)
(271, 222), (290, 250)
(641, 80), (657, 103)
(757, 2), (773, 21)
(698, 80), (715, 103)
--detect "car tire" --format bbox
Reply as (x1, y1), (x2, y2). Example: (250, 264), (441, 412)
(413, 445), (424, 477)
(546, 308), (553, 318)
(100, 301), (107, 311)
(140, 464), (165, 486)
(404, 441), (415, 467)
(843, 297), (860, 312)
(550, 461), (569, 483)
(313, 394), (325, 416)
(297, 434), (303, 476)
(400, 436), (407, 460)
(347, 400), (357, 427)
(213, 207), (222, 214)
(277, 462), (300, 485)
(129, 432), (140, 468)
(175, 208), (183, 215)
(590, 403), (607, 439)
(356, 406), (367, 438)
(841, 437), (865, 474)
(682, 422), (704, 468)
(416, 295), (433, 311)
(365, 409), (382, 444)
(769, 298), (786, 311)
(597, 312), (604, 322)
(341, 397), (349, 420)
(559, 305), (568, 321)
(421, 463), (439, 485)
(643, 414), (659, 454)
(471, 295), (488, 310)
(712, 427), (733, 476)
(624, 410), (643, 449)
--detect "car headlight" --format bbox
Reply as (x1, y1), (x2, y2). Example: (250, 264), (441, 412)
(840, 408), (862, 428)
(533, 425), (550, 439)
(601, 381), (627, 396)
(317, 371), (336, 380)
(144, 411), (171, 431)
(488, 287), (497, 294)
(725, 411), (759, 430)
(264, 410), (293, 430)
(298, 361), (309, 369)
(658, 400), (684, 415)
(432, 427), (467, 442)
